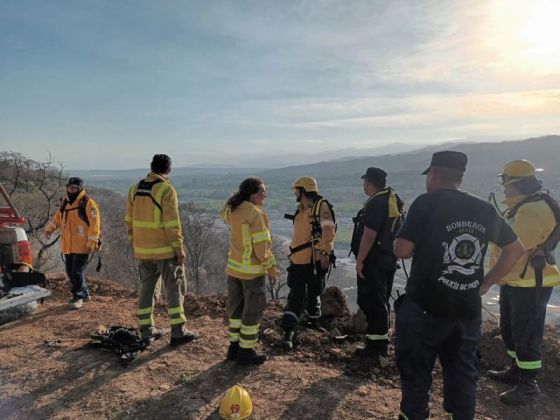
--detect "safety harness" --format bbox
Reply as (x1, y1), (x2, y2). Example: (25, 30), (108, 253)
(89, 326), (150, 365)
(59, 194), (102, 272)
(284, 197), (337, 274)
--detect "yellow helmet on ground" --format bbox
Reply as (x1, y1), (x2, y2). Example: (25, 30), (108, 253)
(219, 385), (253, 419)
(498, 159), (543, 186)
(292, 176), (319, 193)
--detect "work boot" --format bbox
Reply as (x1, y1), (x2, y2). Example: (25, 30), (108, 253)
(280, 330), (295, 351)
(141, 327), (166, 344)
(354, 339), (388, 358)
(237, 347), (268, 365)
(69, 298), (83, 309)
(499, 371), (540, 406)
(306, 318), (328, 333)
(488, 361), (519, 385)
(169, 330), (199, 347)
(226, 342), (240, 360)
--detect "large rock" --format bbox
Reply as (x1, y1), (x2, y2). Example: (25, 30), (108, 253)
(351, 308), (368, 334)
(0, 301), (38, 325)
(321, 286), (350, 318)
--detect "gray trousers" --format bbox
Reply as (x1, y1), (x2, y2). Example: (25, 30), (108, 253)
(228, 276), (266, 349)
(137, 258), (187, 336)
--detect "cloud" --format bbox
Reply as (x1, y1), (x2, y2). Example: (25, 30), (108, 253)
(2, 1), (560, 168)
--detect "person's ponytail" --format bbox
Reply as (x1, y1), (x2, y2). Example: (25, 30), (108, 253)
(226, 177), (263, 210)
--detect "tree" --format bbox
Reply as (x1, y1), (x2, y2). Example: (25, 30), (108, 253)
(266, 236), (289, 300)
(90, 187), (140, 289)
(181, 203), (228, 294)
(0, 151), (65, 271)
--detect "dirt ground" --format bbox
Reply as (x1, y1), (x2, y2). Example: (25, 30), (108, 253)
(1, 276), (560, 419)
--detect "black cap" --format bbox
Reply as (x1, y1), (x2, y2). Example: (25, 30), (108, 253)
(421, 151), (468, 175)
(66, 177), (84, 187)
(361, 167), (387, 181)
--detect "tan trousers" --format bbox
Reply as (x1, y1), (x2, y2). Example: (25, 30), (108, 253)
(137, 258), (187, 337)
(227, 276), (266, 349)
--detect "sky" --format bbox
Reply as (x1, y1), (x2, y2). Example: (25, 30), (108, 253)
(1, 0), (560, 169)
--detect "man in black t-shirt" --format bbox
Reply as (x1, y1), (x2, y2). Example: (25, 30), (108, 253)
(394, 151), (524, 420)
(351, 167), (404, 358)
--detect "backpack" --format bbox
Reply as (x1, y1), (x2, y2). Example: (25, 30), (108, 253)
(89, 326), (150, 365)
(350, 187), (405, 257)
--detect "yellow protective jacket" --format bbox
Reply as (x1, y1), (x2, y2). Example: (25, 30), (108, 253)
(289, 199), (336, 265)
(125, 173), (184, 260)
(221, 201), (278, 280)
(490, 194), (560, 287)
(45, 189), (101, 255)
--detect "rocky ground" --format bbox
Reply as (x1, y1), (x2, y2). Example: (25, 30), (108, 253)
(1, 276), (560, 419)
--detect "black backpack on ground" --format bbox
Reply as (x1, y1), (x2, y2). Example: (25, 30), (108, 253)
(89, 326), (150, 365)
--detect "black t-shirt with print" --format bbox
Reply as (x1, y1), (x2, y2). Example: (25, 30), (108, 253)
(396, 189), (517, 320)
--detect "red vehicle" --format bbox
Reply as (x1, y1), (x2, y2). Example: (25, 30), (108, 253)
(0, 183), (50, 315)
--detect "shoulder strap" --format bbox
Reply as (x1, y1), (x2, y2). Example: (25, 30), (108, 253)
(59, 198), (68, 212)
(134, 179), (164, 212)
(78, 195), (91, 226)
(311, 197), (336, 236)
(363, 188), (390, 210)
(515, 192), (560, 277)
(312, 197), (335, 222)
(509, 193), (544, 219)
(59, 196), (91, 226)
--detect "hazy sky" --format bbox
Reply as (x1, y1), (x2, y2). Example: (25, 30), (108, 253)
(2, 0), (560, 169)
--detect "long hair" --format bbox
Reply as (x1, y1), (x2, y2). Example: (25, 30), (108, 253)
(226, 177), (263, 210)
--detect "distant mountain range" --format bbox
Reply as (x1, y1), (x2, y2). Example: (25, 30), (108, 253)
(262, 135), (560, 179)
(70, 135), (560, 221)
(73, 142), (429, 177)
(255, 135), (560, 215)
(234, 142), (431, 167)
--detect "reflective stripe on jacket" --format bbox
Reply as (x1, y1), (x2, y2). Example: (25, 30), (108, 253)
(221, 201), (278, 280)
(125, 173), (184, 260)
(490, 195), (560, 287)
(45, 189), (101, 254)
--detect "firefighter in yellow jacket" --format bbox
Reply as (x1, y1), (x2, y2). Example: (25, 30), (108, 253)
(487, 160), (560, 405)
(45, 177), (101, 309)
(221, 177), (278, 364)
(125, 154), (198, 346)
(280, 176), (336, 350)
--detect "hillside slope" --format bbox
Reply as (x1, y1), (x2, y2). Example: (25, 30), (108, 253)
(1, 277), (560, 419)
